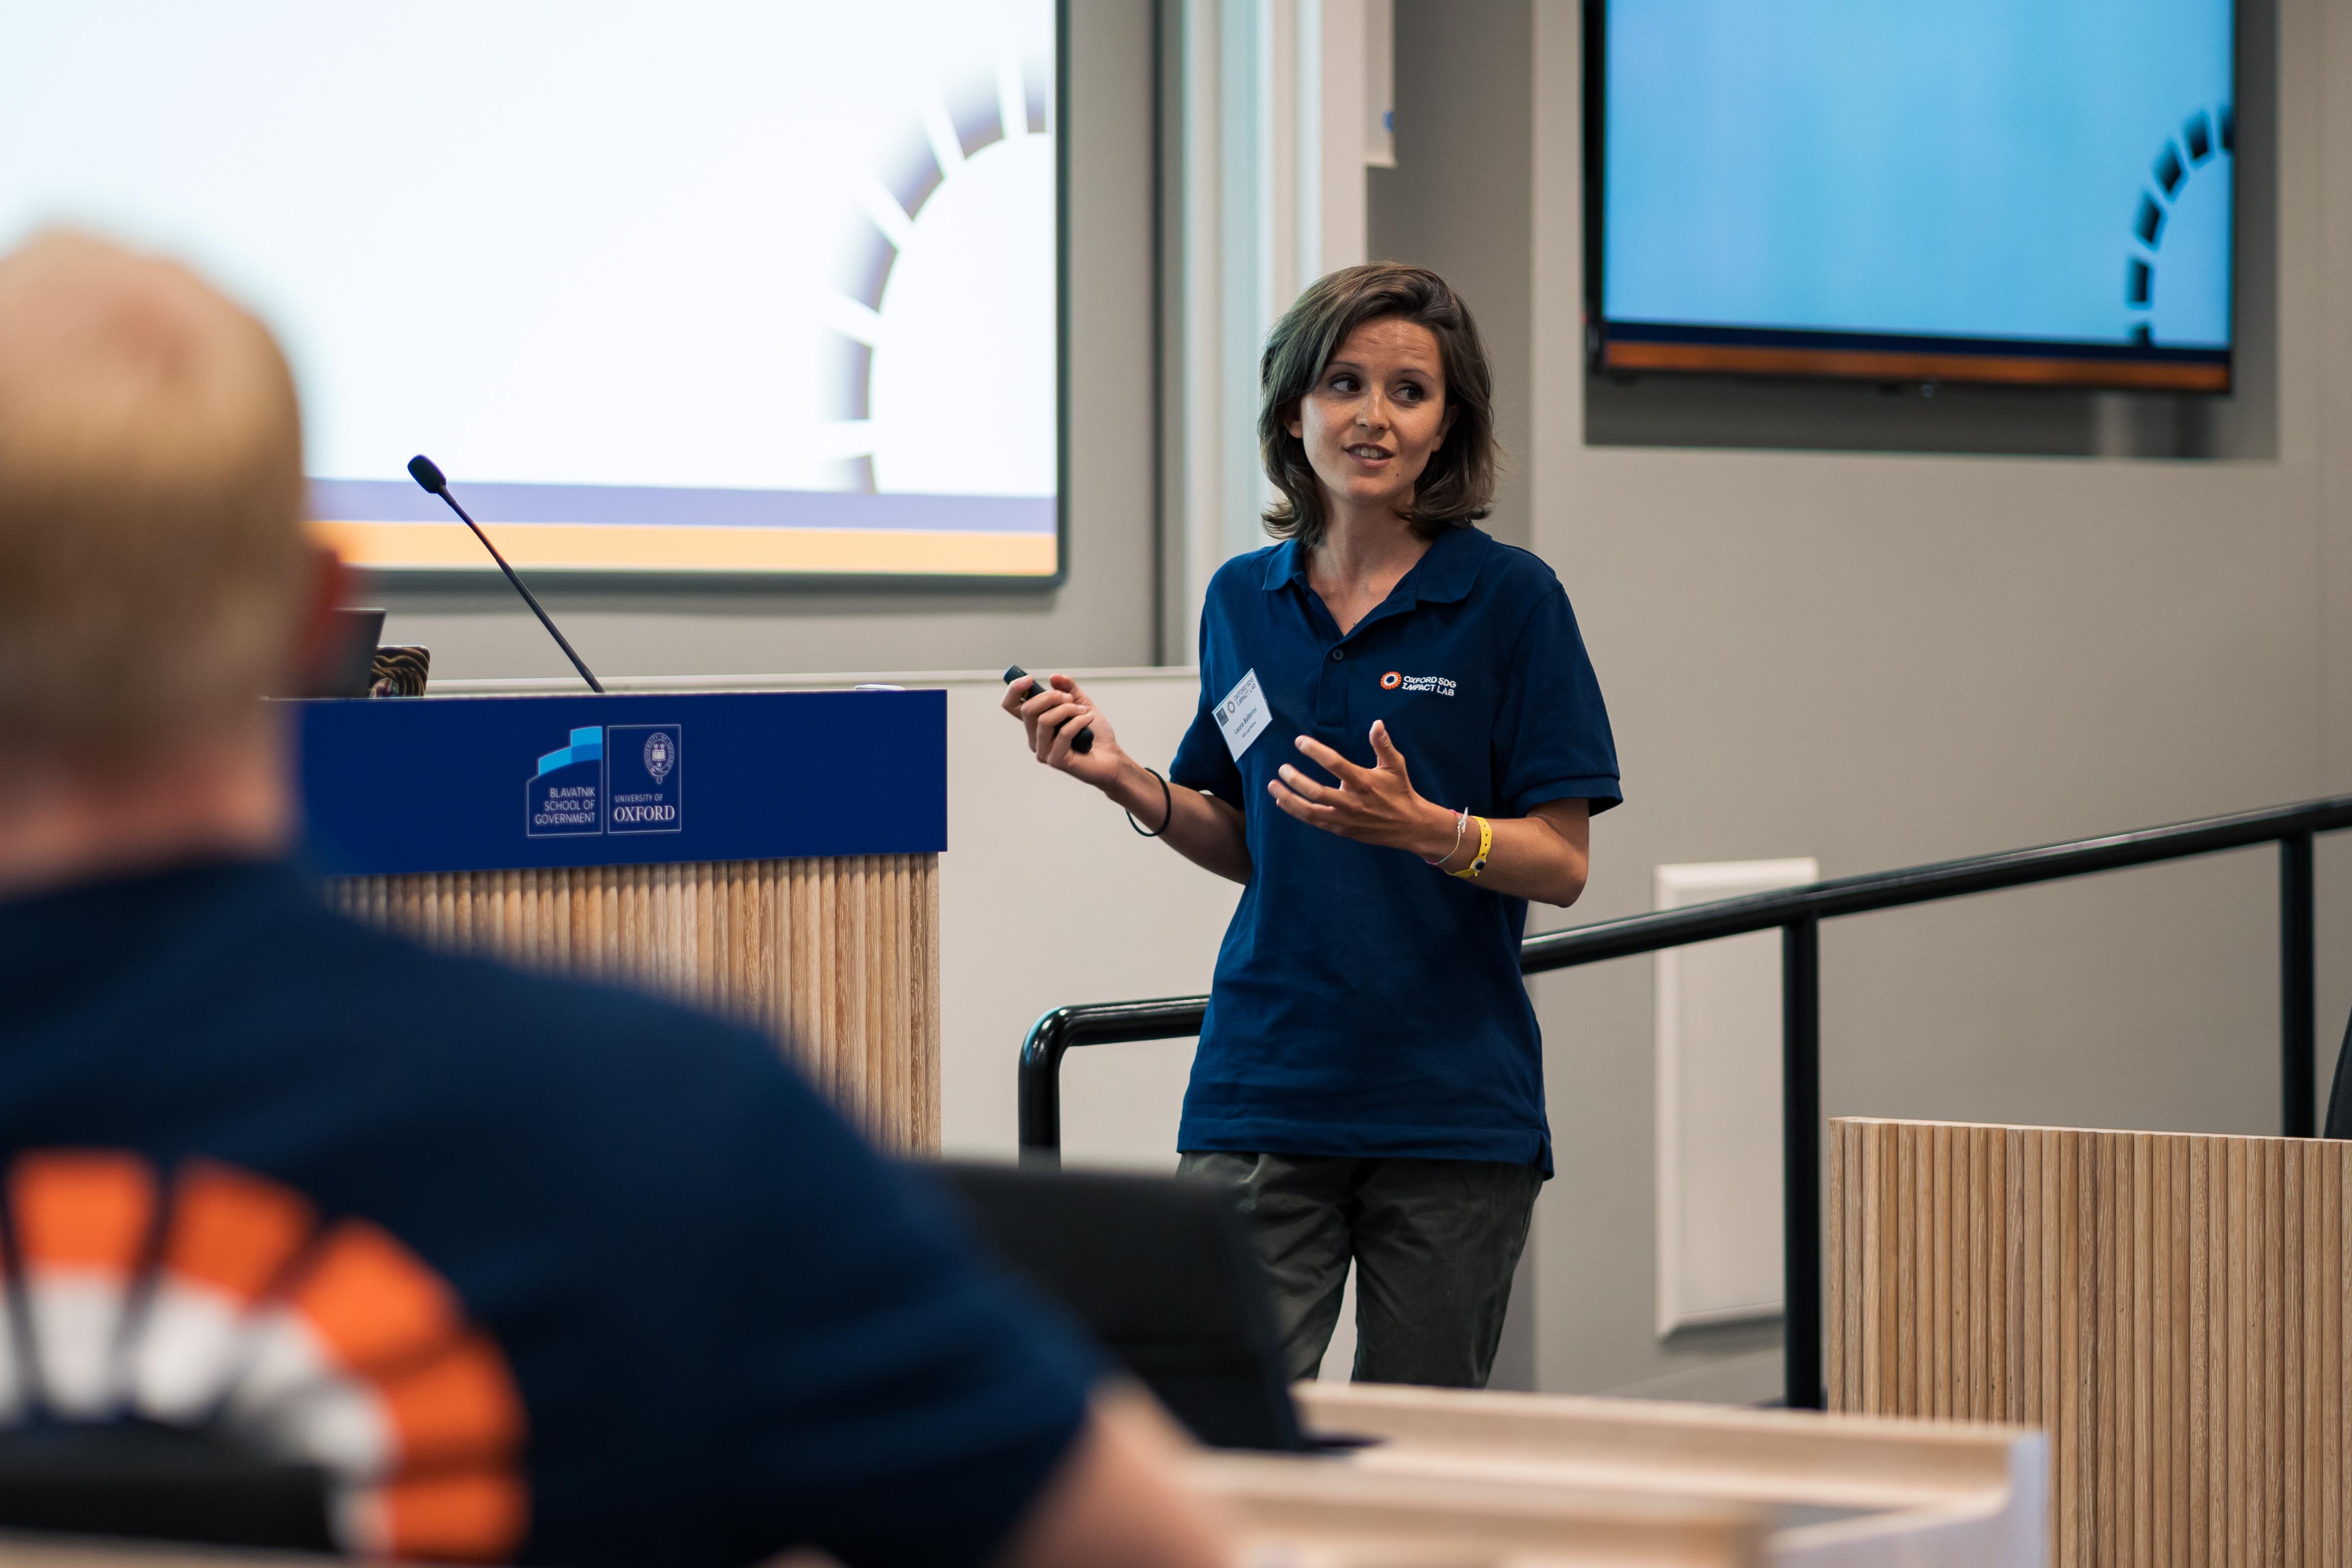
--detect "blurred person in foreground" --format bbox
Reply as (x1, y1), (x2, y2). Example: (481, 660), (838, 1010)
(0, 231), (1228, 1568)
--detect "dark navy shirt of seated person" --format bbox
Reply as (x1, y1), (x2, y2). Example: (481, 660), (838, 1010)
(0, 860), (1096, 1567)
(1169, 526), (1620, 1176)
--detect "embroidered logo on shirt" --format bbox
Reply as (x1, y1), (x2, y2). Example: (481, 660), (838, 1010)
(0, 1150), (529, 1562)
(1382, 672), (1456, 696)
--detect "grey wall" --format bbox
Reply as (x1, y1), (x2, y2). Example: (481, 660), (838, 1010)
(1487, 0), (2352, 1399)
(1367, 1), (1534, 551)
(373, 3), (1160, 680)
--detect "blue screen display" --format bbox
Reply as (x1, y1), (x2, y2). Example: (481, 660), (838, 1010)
(1601, 0), (2234, 352)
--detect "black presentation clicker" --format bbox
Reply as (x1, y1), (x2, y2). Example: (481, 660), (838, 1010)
(1003, 666), (1092, 753)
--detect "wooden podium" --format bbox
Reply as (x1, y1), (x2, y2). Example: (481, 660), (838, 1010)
(293, 689), (945, 1152)
(1830, 1117), (2351, 1566)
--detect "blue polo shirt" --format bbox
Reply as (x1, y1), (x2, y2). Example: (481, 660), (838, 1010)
(1168, 525), (1619, 1174)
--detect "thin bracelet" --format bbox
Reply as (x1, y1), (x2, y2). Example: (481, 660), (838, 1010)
(1126, 767), (1174, 838)
(1423, 806), (1469, 867)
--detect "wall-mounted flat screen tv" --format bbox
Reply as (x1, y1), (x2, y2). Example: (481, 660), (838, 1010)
(1587, 0), (2235, 392)
(0, 2), (1061, 582)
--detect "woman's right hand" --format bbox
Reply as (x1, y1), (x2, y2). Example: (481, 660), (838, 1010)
(1002, 672), (1254, 885)
(1003, 672), (1126, 790)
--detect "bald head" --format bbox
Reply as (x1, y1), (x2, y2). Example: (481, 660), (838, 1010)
(0, 231), (309, 762)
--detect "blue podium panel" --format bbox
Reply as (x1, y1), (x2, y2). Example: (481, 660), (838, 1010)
(296, 690), (946, 875)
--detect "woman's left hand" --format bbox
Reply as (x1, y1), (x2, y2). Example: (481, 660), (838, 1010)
(1269, 720), (1457, 861)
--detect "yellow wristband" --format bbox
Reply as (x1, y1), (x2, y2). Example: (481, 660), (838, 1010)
(1449, 815), (1492, 879)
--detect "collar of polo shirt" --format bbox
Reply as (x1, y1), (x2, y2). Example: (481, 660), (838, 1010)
(1258, 526), (1486, 608)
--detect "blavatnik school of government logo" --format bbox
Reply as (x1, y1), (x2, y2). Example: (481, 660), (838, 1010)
(524, 724), (683, 838)
(0, 1150), (528, 1560)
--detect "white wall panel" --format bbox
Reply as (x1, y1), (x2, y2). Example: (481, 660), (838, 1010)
(1652, 859), (1817, 1336)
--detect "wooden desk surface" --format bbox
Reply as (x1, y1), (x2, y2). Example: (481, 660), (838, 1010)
(1190, 1452), (1770, 1568)
(1283, 1384), (2045, 1567)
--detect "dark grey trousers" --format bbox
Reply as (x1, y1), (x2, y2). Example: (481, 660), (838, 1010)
(1177, 1150), (1541, 1388)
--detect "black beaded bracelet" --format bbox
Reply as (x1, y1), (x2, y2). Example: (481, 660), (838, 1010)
(1127, 766), (1174, 838)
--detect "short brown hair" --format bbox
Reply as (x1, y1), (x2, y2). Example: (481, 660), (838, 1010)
(1258, 262), (1497, 547)
(0, 231), (308, 760)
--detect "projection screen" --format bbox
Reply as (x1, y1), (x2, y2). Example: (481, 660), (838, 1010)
(0, 2), (1061, 580)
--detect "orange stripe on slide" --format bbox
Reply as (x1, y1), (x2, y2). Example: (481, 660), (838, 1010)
(160, 1160), (315, 1303)
(378, 1334), (527, 1471)
(375, 1469), (530, 1563)
(13, 1151), (155, 1274)
(283, 1219), (461, 1375)
(310, 518), (1058, 576)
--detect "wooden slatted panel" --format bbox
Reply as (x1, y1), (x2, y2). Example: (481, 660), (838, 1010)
(324, 855), (940, 1153)
(1831, 1117), (2350, 1567)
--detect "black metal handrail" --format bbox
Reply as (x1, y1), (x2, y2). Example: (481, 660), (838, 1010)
(1017, 793), (2352, 1410)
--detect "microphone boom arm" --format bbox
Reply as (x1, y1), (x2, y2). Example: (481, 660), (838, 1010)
(410, 460), (603, 693)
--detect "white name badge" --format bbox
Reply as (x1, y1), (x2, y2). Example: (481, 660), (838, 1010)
(1213, 668), (1272, 761)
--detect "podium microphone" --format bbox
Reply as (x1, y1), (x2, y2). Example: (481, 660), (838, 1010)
(407, 454), (603, 693)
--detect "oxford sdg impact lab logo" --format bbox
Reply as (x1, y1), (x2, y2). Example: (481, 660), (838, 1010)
(606, 724), (683, 834)
(526, 726), (604, 837)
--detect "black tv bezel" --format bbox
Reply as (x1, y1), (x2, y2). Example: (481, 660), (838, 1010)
(1580, 0), (2239, 396)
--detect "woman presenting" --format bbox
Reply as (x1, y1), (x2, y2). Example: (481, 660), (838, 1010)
(1004, 263), (1618, 1388)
